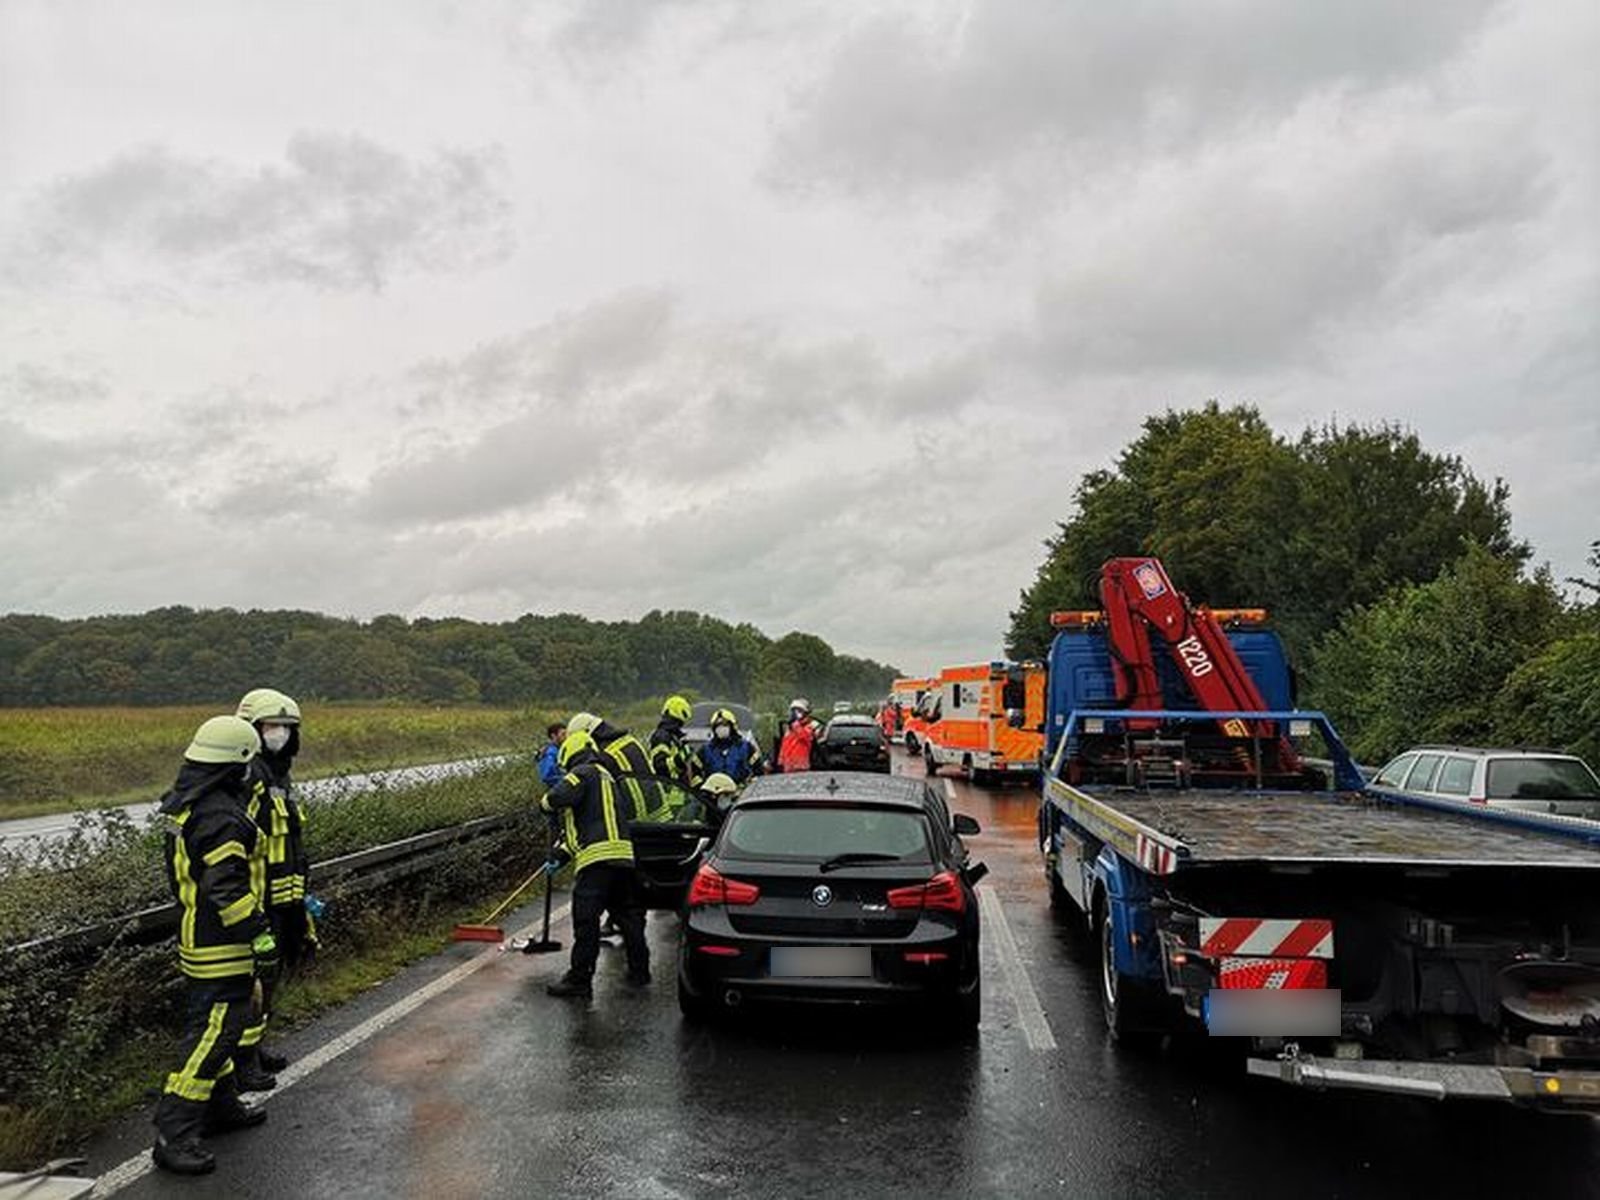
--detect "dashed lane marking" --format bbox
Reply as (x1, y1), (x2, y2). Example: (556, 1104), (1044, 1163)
(91, 901), (572, 1197)
(978, 885), (1057, 1052)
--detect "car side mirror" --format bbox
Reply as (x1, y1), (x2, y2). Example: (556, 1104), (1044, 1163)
(952, 813), (981, 836)
(964, 861), (989, 885)
(1006, 708), (1024, 728)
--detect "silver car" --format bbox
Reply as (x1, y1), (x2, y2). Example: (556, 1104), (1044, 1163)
(1370, 746), (1600, 820)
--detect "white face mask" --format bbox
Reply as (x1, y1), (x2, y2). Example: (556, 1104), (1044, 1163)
(262, 726), (292, 753)
(713, 725), (732, 740)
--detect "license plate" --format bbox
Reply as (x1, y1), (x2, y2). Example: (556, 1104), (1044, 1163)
(769, 946), (872, 978)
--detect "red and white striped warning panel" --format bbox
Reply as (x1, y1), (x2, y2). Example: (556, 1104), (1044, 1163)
(1217, 956), (1328, 990)
(1134, 833), (1177, 875)
(1199, 917), (1334, 960)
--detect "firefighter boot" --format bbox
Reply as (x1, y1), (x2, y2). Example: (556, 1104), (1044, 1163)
(233, 1047), (278, 1093)
(152, 1096), (214, 1176)
(257, 1045), (290, 1072)
(204, 1074), (268, 1135)
(546, 974), (593, 999)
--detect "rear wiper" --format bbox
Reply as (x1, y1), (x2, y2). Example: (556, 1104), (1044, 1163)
(818, 851), (905, 874)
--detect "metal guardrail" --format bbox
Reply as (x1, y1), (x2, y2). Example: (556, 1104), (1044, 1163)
(4, 812), (527, 958)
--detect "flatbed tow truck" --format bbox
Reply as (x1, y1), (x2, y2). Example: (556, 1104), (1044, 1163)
(1040, 558), (1600, 1109)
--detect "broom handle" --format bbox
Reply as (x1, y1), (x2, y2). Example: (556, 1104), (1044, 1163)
(481, 862), (551, 926)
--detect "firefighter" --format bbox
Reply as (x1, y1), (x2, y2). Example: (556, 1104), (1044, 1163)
(567, 711), (666, 822)
(151, 716), (274, 1176)
(697, 771), (741, 827)
(648, 695), (699, 792)
(696, 707), (764, 783)
(776, 697), (823, 773)
(233, 687), (312, 1088)
(541, 730), (649, 998)
(537, 722), (565, 789)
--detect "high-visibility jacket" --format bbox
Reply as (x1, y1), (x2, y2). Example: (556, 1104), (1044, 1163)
(648, 720), (698, 791)
(778, 718), (821, 773)
(160, 763), (268, 981)
(540, 759), (634, 873)
(593, 722), (667, 822)
(246, 755), (307, 912)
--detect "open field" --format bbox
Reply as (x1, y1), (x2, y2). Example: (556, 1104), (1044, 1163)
(0, 703), (551, 820)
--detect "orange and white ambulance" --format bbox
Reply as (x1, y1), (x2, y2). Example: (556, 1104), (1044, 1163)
(885, 676), (933, 746)
(920, 661), (1046, 784)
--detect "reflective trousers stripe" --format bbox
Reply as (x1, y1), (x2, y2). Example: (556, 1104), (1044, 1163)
(164, 1002), (228, 1102)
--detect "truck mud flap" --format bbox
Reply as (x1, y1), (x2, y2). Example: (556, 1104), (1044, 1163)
(1246, 1050), (1600, 1109)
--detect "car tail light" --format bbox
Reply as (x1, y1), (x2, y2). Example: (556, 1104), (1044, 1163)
(696, 944), (741, 957)
(885, 871), (966, 915)
(904, 951), (949, 965)
(687, 864), (760, 908)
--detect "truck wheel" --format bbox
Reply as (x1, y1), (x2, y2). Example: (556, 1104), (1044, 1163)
(1098, 905), (1163, 1046)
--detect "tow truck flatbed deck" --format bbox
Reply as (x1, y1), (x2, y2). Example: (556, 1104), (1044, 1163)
(1045, 778), (1600, 871)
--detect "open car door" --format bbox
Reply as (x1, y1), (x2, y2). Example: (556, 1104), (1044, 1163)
(629, 781), (718, 910)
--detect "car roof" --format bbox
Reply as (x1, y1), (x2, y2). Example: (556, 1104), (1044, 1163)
(826, 714), (875, 724)
(687, 702), (754, 724)
(1394, 746), (1580, 760)
(739, 771), (931, 809)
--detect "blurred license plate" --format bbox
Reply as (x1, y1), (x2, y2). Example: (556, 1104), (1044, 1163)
(770, 947), (872, 977)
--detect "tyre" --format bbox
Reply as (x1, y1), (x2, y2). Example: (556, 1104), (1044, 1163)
(904, 732), (919, 754)
(677, 971), (713, 1024)
(924, 749), (938, 778)
(943, 974), (981, 1038)
(1097, 903), (1165, 1046)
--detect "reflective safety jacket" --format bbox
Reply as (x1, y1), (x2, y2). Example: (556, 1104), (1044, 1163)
(160, 763), (268, 981)
(648, 720), (698, 792)
(246, 752), (307, 912)
(540, 758), (634, 873)
(592, 721), (667, 822)
(697, 735), (762, 784)
(777, 718), (822, 773)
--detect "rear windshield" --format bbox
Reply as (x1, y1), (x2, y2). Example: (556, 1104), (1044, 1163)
(1486, 758), (1600, 801)
(826, 723), (884, 745)
(721, 806), (932, 863)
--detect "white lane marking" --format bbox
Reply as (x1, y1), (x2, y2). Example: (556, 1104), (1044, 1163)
(943, 778), (956, 803)
(91, 901), (571, 1197)
(978, 885), (1057, 1052)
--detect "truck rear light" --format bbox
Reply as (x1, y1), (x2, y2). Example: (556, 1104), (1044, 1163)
(687, 864), (761, 908)
(886, 871), (967, 914)
(903, 951), (949, 964)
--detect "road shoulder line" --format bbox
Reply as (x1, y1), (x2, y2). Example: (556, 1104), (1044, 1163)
(978, 885), (1057, 1052)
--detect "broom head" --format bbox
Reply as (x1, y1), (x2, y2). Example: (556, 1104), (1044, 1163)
(451, 923), (506, 943)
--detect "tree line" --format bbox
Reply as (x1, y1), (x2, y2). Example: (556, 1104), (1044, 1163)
(0, 608), (899, 713)
(1008, 403), (1598, 764)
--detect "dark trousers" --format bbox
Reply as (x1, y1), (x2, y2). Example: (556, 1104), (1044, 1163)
(154, 976), (254, 1143)
(239, 905), (307, 1051)
(570, 864), (647, 981)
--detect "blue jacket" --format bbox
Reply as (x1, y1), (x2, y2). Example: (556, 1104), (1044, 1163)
(697, 736), (762, 784)
(537, 743), (563, 789)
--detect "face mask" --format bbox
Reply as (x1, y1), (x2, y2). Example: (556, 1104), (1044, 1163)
(262, 726), (292, 753)
(713, 725), (731, 740)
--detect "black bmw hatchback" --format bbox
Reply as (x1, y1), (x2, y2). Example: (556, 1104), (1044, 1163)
(672, 772), (986, 1031)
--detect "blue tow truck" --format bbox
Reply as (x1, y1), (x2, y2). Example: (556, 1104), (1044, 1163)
(1037, 558), (1600, 1109)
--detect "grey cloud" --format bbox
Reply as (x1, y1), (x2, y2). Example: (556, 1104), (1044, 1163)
(774, 0), (1500, 189)
(0, 420), (87, 500)
(6, 134), (514, 293)
(1, 363), (110, 408)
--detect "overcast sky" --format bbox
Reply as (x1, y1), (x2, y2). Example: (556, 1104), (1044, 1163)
(1, 1), (1595, 672)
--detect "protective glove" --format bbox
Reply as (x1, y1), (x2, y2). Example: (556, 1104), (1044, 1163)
(252, 931), (281, 981)
(544, 844), (572, 873)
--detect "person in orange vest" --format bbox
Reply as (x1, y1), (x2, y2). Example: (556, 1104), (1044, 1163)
(776, 698), (824, 773)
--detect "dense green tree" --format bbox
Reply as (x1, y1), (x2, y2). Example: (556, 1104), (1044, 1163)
(1007, 404), (1522, 662)
(1307, 544), (1565, 762)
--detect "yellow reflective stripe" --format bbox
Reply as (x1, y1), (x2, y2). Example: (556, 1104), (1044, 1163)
(180, 959), (254, 980)
(218, 892), (258, 926)
(181, 942), (253, 962)
(165, 1002), (227, 1100)
(574, 839), (633, 871)
(173, 834), (197, 951)
(562, 809), (579, 856)
(202, 840), (247, 866)
(601, 775), (620, 844)
(238, 1021), (265, 1048)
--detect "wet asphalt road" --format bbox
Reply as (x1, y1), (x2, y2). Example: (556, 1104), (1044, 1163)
(89, 749), (1600, 1199)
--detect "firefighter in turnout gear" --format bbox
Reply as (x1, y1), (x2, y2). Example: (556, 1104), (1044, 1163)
(567, 711), (668, 822)
(234, 687), (311, 1085)
(151, 716), (273, 1176)
(649, 694), (699, 792)
(541, 730), (649, 998)
(696, 707), (764, 783)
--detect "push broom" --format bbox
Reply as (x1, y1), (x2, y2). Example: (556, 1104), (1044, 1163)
(451, 860), (560, 946)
